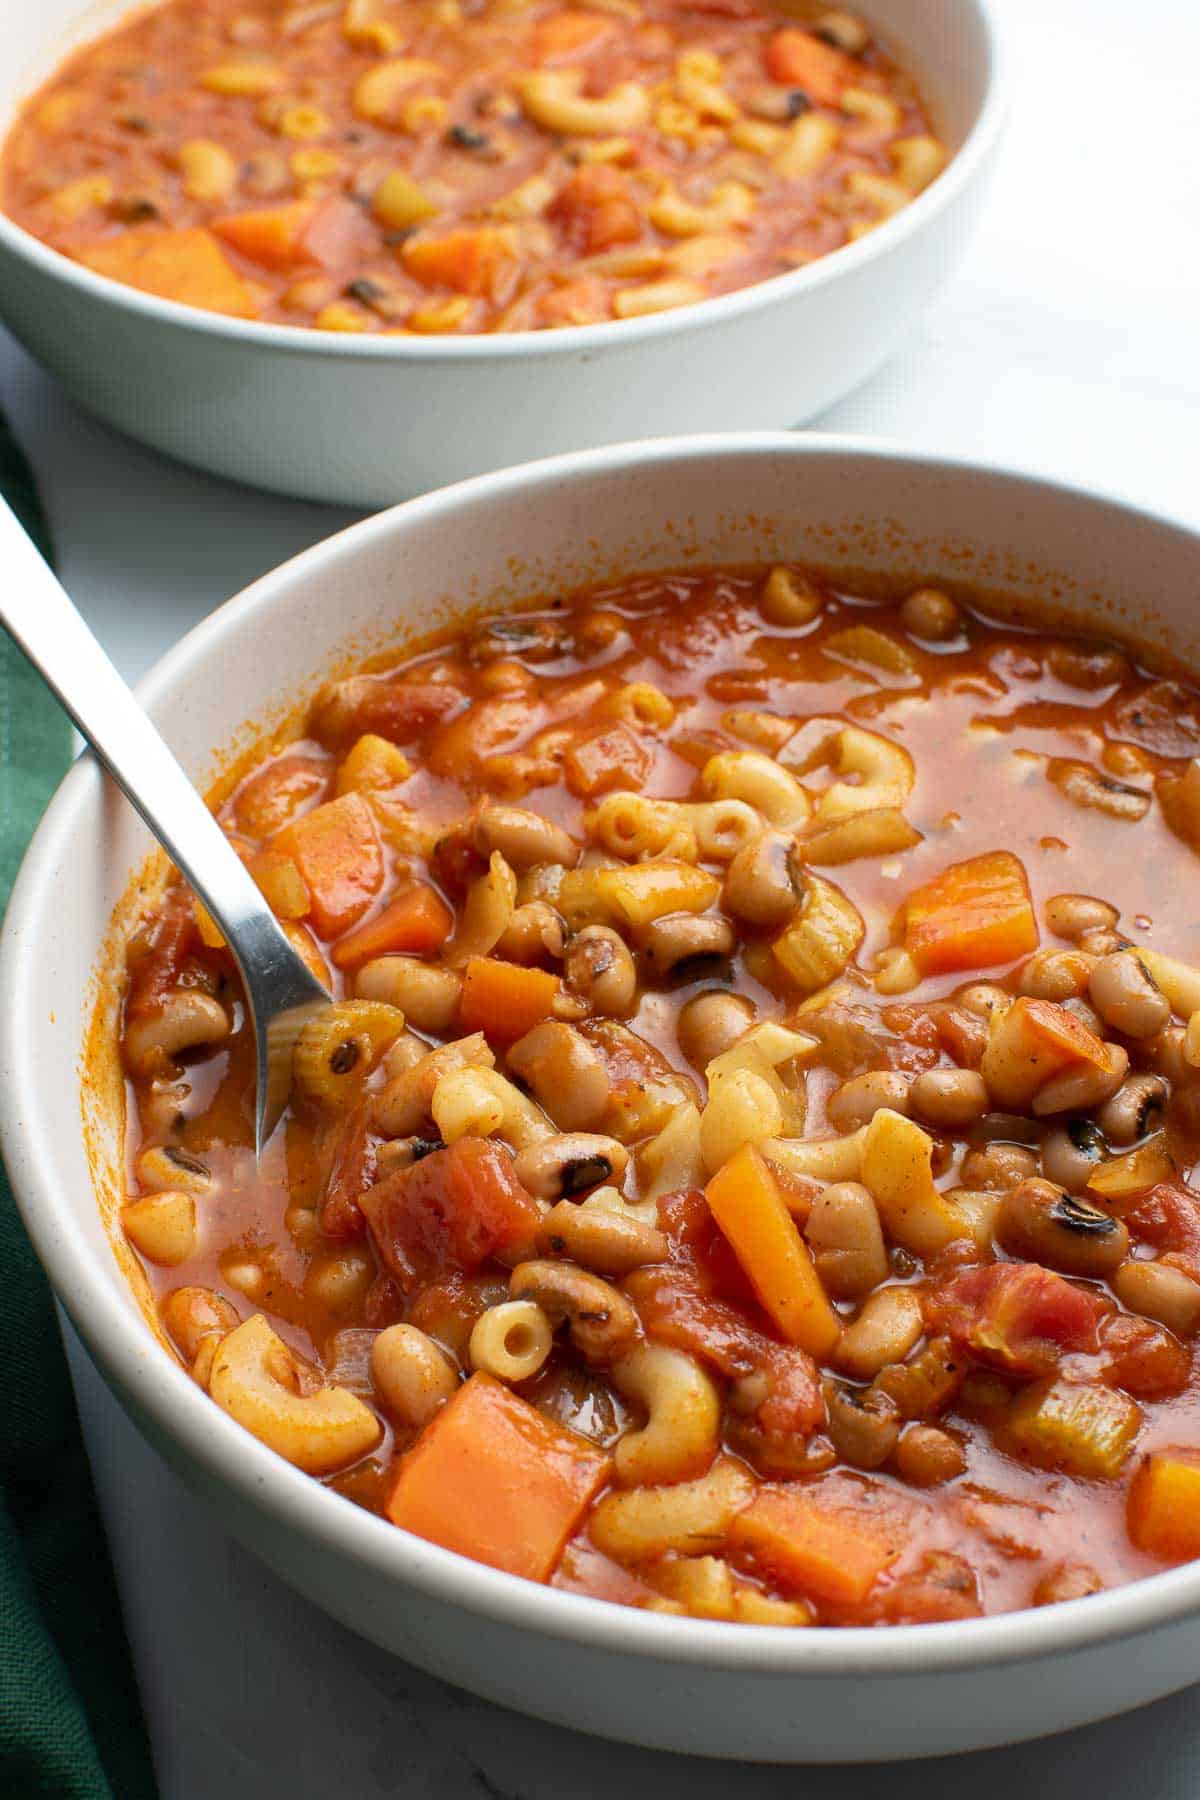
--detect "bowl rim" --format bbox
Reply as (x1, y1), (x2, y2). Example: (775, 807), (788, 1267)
(0, 0), (1007, 361)
(6, 429), (1200, 1680)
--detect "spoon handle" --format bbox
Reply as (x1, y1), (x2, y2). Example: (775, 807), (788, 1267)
(0, 497), (328, 1149)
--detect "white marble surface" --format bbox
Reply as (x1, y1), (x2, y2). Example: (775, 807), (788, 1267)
(3, 0), (1200, 1790)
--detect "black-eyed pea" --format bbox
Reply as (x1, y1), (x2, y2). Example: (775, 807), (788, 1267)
(955, 982), (1011, 1020)
(1018, 948), (1095, 1002)
(1113, 1260), (1200, 1338)
(135, 1143), (216, 1196)
(899, 587), (961, 642)
(677, 989), (757, 1070)
(1041, 1120), (1107, 1193)
(826, 1069), (912, 1130)
(824, 1380), (901, 1469)
(723, 829), (805, 930)
(959, 1142), (1038, 1192)
(996, 1177), (1128, 1276)
(1095, 1073), (1168, 1146)
(1044, 894), (1119, 942)
(536, 1200), (668, 1275)
(909, 1069), (988, 1131)
(803, 1181), (888, 1298)
(1088, 951), (1171, 1039)
(894, 1423), (967, 1487)
(370, 1323), (459, 1427)
(162, 1285), (239, 1363)
(1032, 1044), (1129, 1116)
(303, 1248), (375, 1314)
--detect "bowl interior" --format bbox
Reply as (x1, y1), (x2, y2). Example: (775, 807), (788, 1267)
(7, 434), (1200, 1673)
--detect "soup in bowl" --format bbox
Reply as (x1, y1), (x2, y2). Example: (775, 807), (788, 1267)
(5, 436), (1200, 1760)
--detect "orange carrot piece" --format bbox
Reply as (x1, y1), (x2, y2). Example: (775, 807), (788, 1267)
(1128, 1448), (1200, 1560)
(531, 9), (617, 62)
(331, 883), (453, 969)
(75, 225), (257, 316)
(401, 226), (517, 297)
(274, 791), (383, 939)
(212, 200), (317, 269)
(386, 1372), (612, 1581)
(903, 849), (1038, 975)
(730, 1486), (899, 1605)
(1019, 996), (1113, 1070)
(705, 1145), (840, 1359)
(762, 29), (855, 103)
(458, 957), (561, 1044)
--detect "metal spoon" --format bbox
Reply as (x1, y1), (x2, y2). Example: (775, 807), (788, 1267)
(0, 497), (330, 1159)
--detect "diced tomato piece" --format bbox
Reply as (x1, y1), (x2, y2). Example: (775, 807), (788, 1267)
(125, 887), (201, 1018)
(924, 1262), (1105, 1376)
(361, 1136), (542, 1291)
(426, 695), (543, 782)
(318, 1101), (376, 1240)
(626, 1265), (824, 1438)
(1124, 1184), (1200, 1279)
(312, 675), (468, 752)
(552, 1536), (659, 1605)
(563, 723), (651, 797)
(273, 791), (384, 939)
(331, 884), (454, 969)
(762, 28), (855, 103)
(387, 1373), (611, 1581)
(304, 196), (376, 271)
(1098, 1312), (1189, 1399)
(549, 166), (641, 253)
(232, 752), (332, 838)
(868, 1553), (982, 1625)
(903, 850), (1038, 976)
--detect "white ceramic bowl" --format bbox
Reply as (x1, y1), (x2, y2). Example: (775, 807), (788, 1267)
(0, 1), (1004, 506)
(6, 435), (1200, 1763)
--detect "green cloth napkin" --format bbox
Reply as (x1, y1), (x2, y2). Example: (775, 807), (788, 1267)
(0, 413), (158, 1799)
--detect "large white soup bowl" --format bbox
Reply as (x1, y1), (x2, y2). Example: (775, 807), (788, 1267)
(4, 436), (1200, 1762)
(0, 1), (1004, 505)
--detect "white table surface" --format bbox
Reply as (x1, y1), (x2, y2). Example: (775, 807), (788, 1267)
(4, 0), (1200, 1790)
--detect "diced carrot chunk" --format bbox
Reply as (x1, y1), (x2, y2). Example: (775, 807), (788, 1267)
(387, 1373), (612, 1581)
(274, 791), (383, 938)
(563, 723), (651, 798)
(1017, 995), (1112, 1069)
(531, 9), (617, 62)
(1128, 1448), (1200, 1561)
(924, 1262), (1104, 1377)
(402, 226), (518, 298)
(75, 225), (258, 316)
(762, 28), (855, 103)
(705, 1145), (840, 1358)
(212, 201), (317, 269)
(459, 957), (561, 1044)
(903, 850), (1038, 975)
(730, 1486), (899, 1605)
(331, 883), (453, 968)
